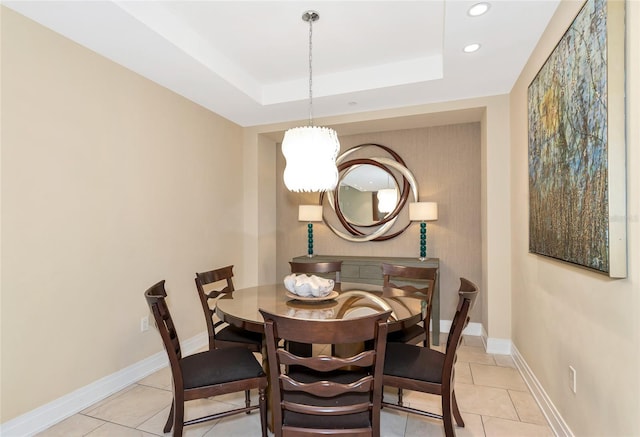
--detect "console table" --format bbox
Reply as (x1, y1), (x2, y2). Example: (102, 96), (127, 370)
(291, 255), (440, 345)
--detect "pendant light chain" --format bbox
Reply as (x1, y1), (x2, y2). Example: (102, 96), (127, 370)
(308, 15), (314, 127)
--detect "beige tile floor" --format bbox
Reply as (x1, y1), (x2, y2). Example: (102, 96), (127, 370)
(36, 335), (553, 437)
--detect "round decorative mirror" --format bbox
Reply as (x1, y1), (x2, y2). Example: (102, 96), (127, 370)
(320, 144), (418, 242)
(338, 164), (400, 226)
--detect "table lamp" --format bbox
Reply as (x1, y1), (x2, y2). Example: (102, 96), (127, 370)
(299, 205), (323, 257)
(409, 202), (438, 261)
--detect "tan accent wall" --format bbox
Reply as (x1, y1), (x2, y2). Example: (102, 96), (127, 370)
(249, 94), (513, 346)
(275, 124), (483, 323)
(509, 1), (640, 435)
(1, 8), (246, 421)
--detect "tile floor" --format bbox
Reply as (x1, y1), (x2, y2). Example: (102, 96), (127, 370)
(36, 335), (553, 437)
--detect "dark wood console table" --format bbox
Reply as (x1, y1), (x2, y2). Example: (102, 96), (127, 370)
(291, 255), (440, 345)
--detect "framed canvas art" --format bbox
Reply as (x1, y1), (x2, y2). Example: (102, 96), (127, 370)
(528, 0), (626, 277)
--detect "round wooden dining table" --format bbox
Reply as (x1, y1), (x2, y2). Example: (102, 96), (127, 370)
(216, 281), (426, 432)
(215, 281), (426, 335)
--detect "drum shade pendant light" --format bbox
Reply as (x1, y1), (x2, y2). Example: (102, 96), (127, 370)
(282, 11), (340, 192)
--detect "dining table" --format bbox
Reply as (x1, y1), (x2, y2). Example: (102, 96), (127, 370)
(216, 281), (427, 432)
(215, 281), (426, 339)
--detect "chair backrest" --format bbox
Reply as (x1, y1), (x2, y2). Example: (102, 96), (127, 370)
(195, 265), (235, 295)
(443, 278), (479, 380)
(144, 280), (184, 386)
(194, 265), (235, 348)
(381, 263), (437, 334)
(289, 260), (343, 283)
(381, 263), (437, 292)
(260, 309), (390, 437)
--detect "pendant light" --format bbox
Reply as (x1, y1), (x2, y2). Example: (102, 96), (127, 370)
(282, 11), (340, 192)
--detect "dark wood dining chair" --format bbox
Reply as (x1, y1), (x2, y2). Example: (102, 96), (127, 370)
(288, 260), (343, 357)
(289, 260), (343, 283)
(381, 263), (438, 348)
(382, 278), (479, 437)
(260, 308), (390, 437)
(194, 265), (263, 352)
(144, 280), (267, 437)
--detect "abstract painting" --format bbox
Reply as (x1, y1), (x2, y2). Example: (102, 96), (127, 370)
(528, 0), (626, 277)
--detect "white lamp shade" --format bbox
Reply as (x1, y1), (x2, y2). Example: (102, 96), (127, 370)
(409, 202), (438, 221)
(282, 126), (340, 192)
(298, 205), (323, 222)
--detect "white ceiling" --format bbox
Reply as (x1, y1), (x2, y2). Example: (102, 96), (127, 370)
(4, 0), (560, 127)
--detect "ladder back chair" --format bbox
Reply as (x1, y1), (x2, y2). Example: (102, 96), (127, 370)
(144, 280), (267, 437)
(381, 263), (438, 348)
(260, 309), (390, 437)
(195, 265), (263, 409)
(382, 278), (479, 437)
(289, 260), (343, 283)
(194, 265), (263, 352)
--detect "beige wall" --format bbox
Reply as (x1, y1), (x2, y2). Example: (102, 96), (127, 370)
(6, 0), (635, 433)
(509, 1), (640, 435)
(1, 8), (248, 422)
(275, 124), (484, 323)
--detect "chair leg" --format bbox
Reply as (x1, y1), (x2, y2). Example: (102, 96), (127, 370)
(163, 401), (175, 433)
(173, 391), (184, 437)
(442, 390), (455, 437)
(452, 390), (465, 427)
(398, 388), (404, 406)
(259, 387), (267, 437)
(173, 399), (185, 437)
(245, 389), (251, 414)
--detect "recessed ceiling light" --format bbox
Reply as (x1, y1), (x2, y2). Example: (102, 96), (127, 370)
(463, 43), (481, 53)
(468, 2), (490, 17)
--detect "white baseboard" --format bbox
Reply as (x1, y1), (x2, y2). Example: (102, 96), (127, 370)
(0, 331), (208, 437)
(439, 320), (483, 337)
(440, 321), (511, 354)
(512, 345), (574, 437)
(485, 337), (512, 355)
(475, 325), (512, 355)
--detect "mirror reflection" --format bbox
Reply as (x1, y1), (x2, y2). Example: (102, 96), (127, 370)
(338, 164), (399, 226)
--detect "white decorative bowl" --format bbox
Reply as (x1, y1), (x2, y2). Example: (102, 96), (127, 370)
(283, 273), (334, 297)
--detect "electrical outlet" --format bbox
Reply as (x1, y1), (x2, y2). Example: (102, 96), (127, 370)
(140, 316), (149, 332)
(569, 365), (577, 394)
